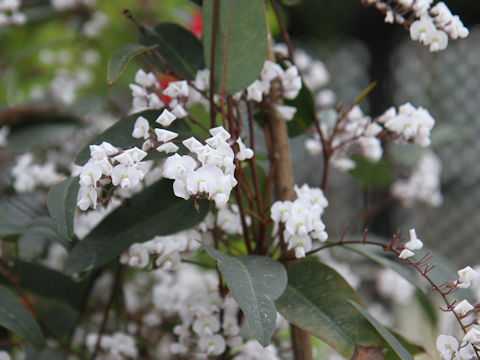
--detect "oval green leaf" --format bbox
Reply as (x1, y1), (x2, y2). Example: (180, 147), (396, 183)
(65, 179), (210, 275)
(139, 23), (205, 80)
(349, 301), (414, 360)
(0, 285), (45, 350)
(275, 258), (382, 358)
(107, 43), (158, 85)
(47, 176), (79, 241)
(203, 0), (268, 94)
(204, 245), (287, 346)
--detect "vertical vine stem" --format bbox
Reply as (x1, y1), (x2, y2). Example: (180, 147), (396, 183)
(263, 1), (313, 359)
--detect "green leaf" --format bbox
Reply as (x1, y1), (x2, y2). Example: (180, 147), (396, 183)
(65, 179), (210, 275)
(139, 23), (205, 80)
(0, 195), (69, 248)
(275, 258), (382, 359)
(349, 155), (393, 189)
(6, 112), (79, 156)
(107, 43), (158, 85)
(203, 245), (287, 346)
(0, 261), (89, 310)
(349, 301), (414, 360)
(0, 285), (45, 349)
(74, 109), (192, 165)
(285, 83), (315, 137)
(203, 0), (268, 94)
(47, 176), (80, 241)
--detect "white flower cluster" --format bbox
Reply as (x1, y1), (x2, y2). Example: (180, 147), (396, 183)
(306, 105), (383, 171)
(379, 103), (435, 147)
(76, 142), (149, 210)
(163, 126), (245, 207)
(150, 264), (244, 357)
(246, 60), (302, 121)
(274, 44), (336, 109)
(217, 205), (250, 235)
(86, 332), (138, 359)
(233, 340), (280, 360)
(0, 0), (26, 27)
(391, 151), (443, 207)
(270, 184), (328, 258)
(398, 228), (423, 259)
(31, 68), (93, 105)
(364, 0), (468, 52)
(132, 108), (180, 154)
(120, 229), (202, 271)
(50, 0), (95, 10)
(130, 70), (189, 118)
(11, 153), (64, 192)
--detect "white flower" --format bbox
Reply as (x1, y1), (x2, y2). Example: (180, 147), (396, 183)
(463, 328), (480, 346)
(132, 116), (150, 139)
(135, 69), (157, 88)
(198, 334), (226, 356)
(364, 122), (383, 137)
(436, 335), (458, 359)
(163, 80), (189, 98)
(454, 299), (474, 317)
(155, 128), (178, 143)
(79, 162), (103, 187)
(163, 154), (197, 179)
(281, 65), (302, 99)
(287, 235), (312, 259)
(235, 138), (254, 161)
(77, 186), (98, 210)
(429, 30), (448, 52)
(183, 137), (204, 153)
(171, 104), (188, 119)
(99, 142), (120, 156)
(155, 109), (176, 127)
(156, 142), (179, 154)
(0, 351), (11, 360)
(246, 80), (263, 102)
(209, 126), (231, 141)
(410, 17), (436, 44)
(111, 164), (144, 188)
(274, 104), (297, 121)
(457, 266), (477, 289)
(399, 249), (415, 259)
(270, 201), (292, 223)
(127, 243), (150, 268)
(193, 315), (220, 336)
(405, 229), (423, 250)
(124, 147), (148, 163)
(304, 60), (330, 90)
(194, 69), (210, 91)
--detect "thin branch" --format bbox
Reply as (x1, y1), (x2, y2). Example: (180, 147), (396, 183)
(91, 264), (123, 360)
